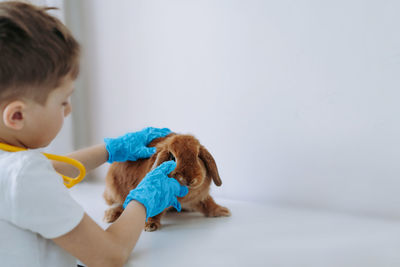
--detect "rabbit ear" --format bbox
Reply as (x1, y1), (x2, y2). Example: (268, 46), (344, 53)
(199, 145), (222, 186)
(149, 134), (174, 170)
(150, 148), (170, 171)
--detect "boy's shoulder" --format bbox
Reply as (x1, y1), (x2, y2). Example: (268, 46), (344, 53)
(0, 148), (84, 242)
(0, 149), (49, 172)
(0, 149), (56, 186)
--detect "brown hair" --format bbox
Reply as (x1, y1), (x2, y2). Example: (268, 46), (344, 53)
(0, 1), (80, 105)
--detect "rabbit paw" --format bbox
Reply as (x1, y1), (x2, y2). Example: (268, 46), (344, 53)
(103, 205), (123, 223)
(206, 205), (231, 217)
(145, 221), (161, 232)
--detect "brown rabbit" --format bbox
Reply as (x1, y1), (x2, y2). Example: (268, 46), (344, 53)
(103, 133), (231, 231)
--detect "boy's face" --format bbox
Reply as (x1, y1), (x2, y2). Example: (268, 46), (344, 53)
(23, 78), (74, 148)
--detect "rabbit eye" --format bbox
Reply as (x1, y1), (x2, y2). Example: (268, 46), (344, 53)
(169, 152), (176, 162)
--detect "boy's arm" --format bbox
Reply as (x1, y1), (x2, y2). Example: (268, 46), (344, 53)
(52, 127), (171, 177)
(52, 201), (146, 267)
(51, 144), (109, 177)
(52, 161), (188, 267)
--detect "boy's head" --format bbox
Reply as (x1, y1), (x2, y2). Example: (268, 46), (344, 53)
(0, 1), (80, 148)
(0, 1), (80, 104)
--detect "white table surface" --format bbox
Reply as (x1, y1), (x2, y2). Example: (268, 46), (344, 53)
(70, 181), (400, 267)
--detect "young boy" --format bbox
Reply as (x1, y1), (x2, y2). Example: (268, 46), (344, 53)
(0, 2), (188, 267)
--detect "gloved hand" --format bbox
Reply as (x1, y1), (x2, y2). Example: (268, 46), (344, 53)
(104, 127), (171, 163)
(123, 160), (188, 220)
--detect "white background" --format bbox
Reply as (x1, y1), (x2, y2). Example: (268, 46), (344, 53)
(61, 1), (399, 218)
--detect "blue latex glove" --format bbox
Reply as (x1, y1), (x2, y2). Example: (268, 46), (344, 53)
(123, 160), (189, 221)
(104, 127), (171, 163)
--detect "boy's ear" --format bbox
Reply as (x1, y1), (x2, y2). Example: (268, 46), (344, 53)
(2, 101), (26, 130)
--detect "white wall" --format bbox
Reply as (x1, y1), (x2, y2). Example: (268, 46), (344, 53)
(82, 0), (400, 218)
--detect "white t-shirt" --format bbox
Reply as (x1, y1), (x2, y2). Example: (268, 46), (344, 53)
(0, 149), (84, 267)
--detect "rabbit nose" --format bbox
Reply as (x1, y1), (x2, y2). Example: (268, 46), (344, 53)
(176, 176), (190, 186)
(170, 172), (185, 184)
(177, 177), (188, 185)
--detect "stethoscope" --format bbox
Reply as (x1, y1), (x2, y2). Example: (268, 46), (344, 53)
(0, 143), (86, 188)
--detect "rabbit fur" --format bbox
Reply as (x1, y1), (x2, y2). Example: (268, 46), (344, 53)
(103, 133), (231, 231)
